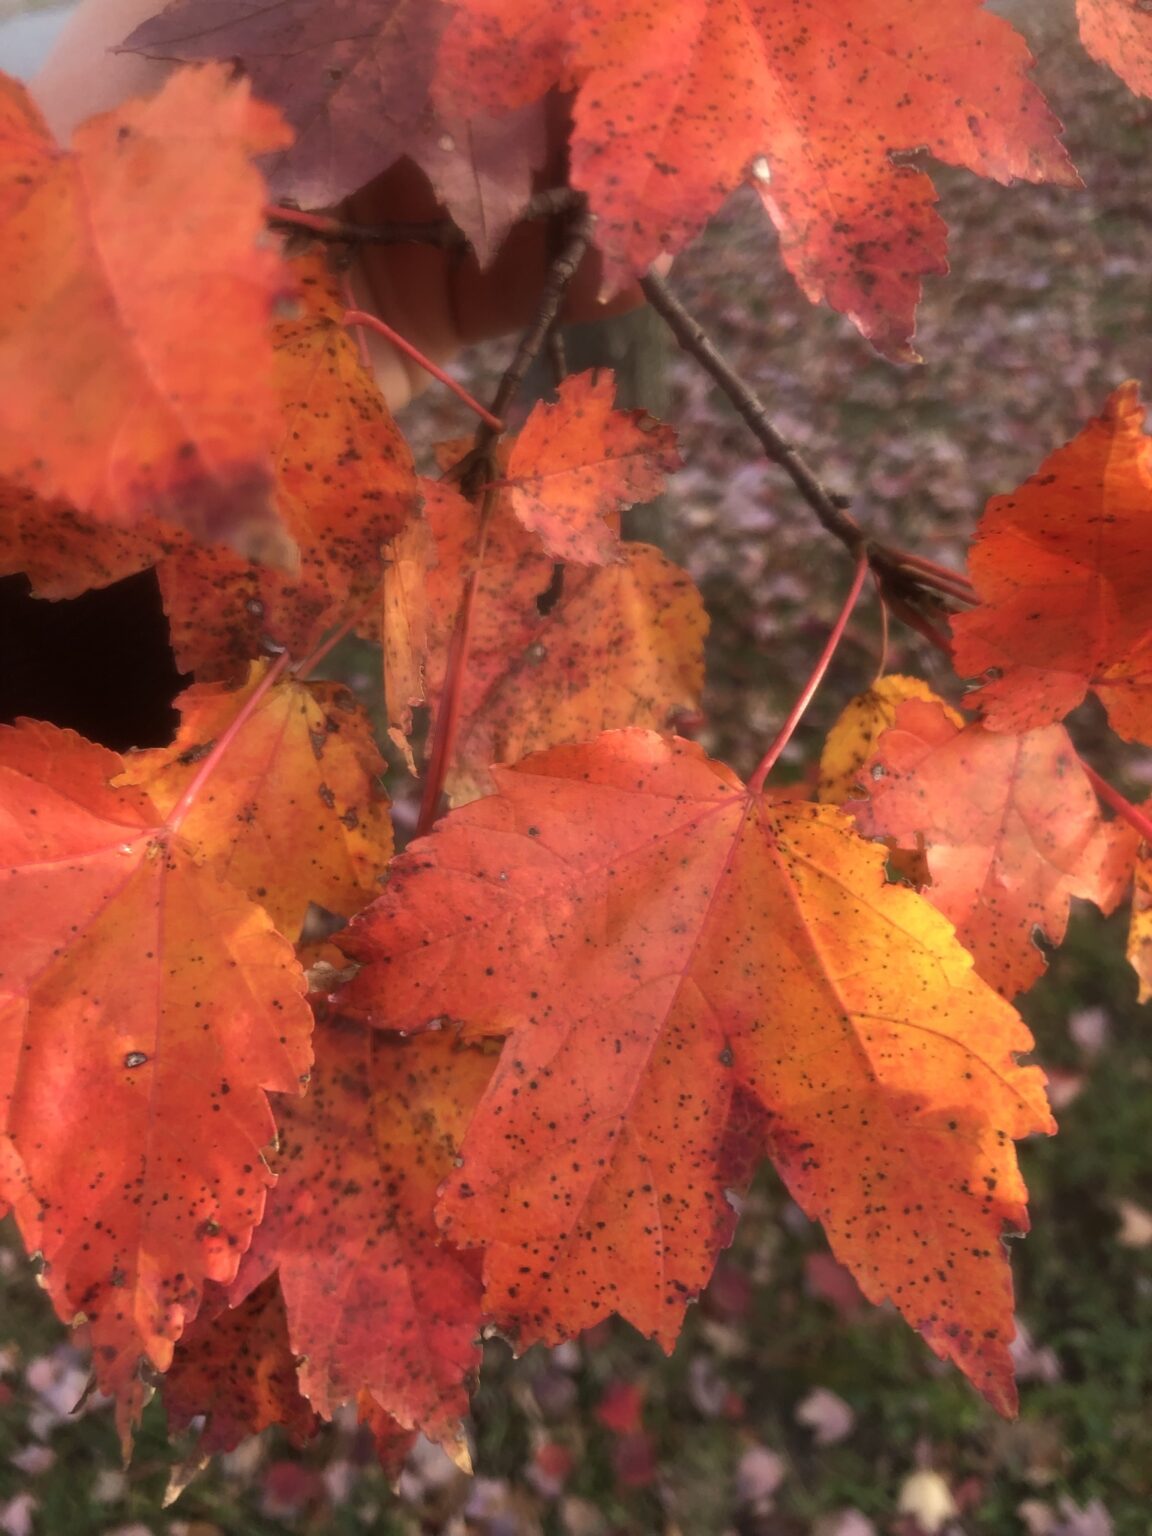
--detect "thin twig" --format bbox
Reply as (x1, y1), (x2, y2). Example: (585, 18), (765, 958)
(895, 549), (977, 596)
(489, 204), (594, 427)
(546, 324), (568, 390)
(294, 591), (382, 680)
(640, 270), (972, 617)
(266, 189), (582, 253)
(266, 203), (464, 249)
(419, 200), (595, 823)
(523, 188), (587, 223)
(890, 561), (977, 606)
(340, 269), (373, 371)
(872, 570), (891, 683)
(452, 198), (594, 496)
(883, 591), (958, 655)
(641, 271), (864, 552)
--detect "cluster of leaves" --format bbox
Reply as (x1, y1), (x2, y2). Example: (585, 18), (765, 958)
(2, 0), (1152, 1485)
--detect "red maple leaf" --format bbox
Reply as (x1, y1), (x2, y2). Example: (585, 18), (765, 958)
(2, 253), (419, 679)
(232, 1016), (492, 1456)
(339, 729), (1052, 1414)
(164, 1275), (320, 1454)
(397, 475), (705, 801)
(123, 0), (547, 263)
(952, 383), (1152, 743)
(503, 371), (681, 565)
(1077, 0), (1152, 98)
(435, 0), (1077, 356)
(0, 66), (295, 562)
(850, 699), (1136, 997)
(0, 721), (312, 1441)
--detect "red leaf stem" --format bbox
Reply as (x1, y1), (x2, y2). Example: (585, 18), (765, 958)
(748, 548), (871, 794)
(342, 309), (504, 431)
(1081, 760), (1152, 845)
(416, 485), (498, 835)
(165, 649), (295, 835)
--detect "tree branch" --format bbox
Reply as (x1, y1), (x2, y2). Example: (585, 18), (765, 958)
(488, 202), (594, 427)
(641, 271), (862, 549)
(265, 188), (586, 254)
(452, 198), (595, 496)
(265, 203), (464, 249)
(424, 199), (595, 824)
(640, 270), (970, 614)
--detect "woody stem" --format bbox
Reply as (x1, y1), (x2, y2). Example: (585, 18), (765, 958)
(480, 201), (594, 445)
(265, 203), (464, 248)
(640, 270), (969, 613)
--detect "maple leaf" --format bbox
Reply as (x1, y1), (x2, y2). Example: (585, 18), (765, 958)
(818, 675), (962, 806)
(0, 720), (312, 1439)
(449, 546), (706, 802)
(1077, 0), (1152, 98)
(159, 252), (418, 681)
(232, 1015), (492, 1456)
(503, 372), (682, 565)
(357, 1395), (422, 1477)
(338, 729), (1053, 1414)
(952, 383), (1152, 744)
(0, 67), (296, 563)
(1, 253), (418, 680)
(123, 0), (547, 264)
(382, 516), (437, 772)
(117, 663), (393, 939)
(1128, 832), (1152, 1004)
(164, 1275), (319, 1454)
(850, 700), (1136, 998)
(405, 478), (705, 800)
(0, 483), (185, 600)
(435, 0), (1077, 357)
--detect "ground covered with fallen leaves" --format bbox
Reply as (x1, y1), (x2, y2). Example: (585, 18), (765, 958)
(1, 3), (1151, 1534)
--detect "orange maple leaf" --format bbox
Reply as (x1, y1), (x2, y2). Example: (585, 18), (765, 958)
(1077, 0), (1152, 98)
(158, 253), (418, 681)
(436, 0), (1077, 356)
(952, 383), (1152, 743)
(357, 1395), (423, 1477)
(0, 721), (312, 1440)
(503, 372), (681, 565)
(1127, 831), (1152, 1003)
(1, 254), (418, 678)
(818, 675), (963, 806)
(403, 478), (705, 800)
(382, 515), (437, 771)
(0, 67), (295, 563)
(117, 663), (394, 938)
(339, 729), (1053, 1414)
(232, 1017), (492, 1457)
(0, 481), (183, 600)
(850, 700), (1136, 998)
